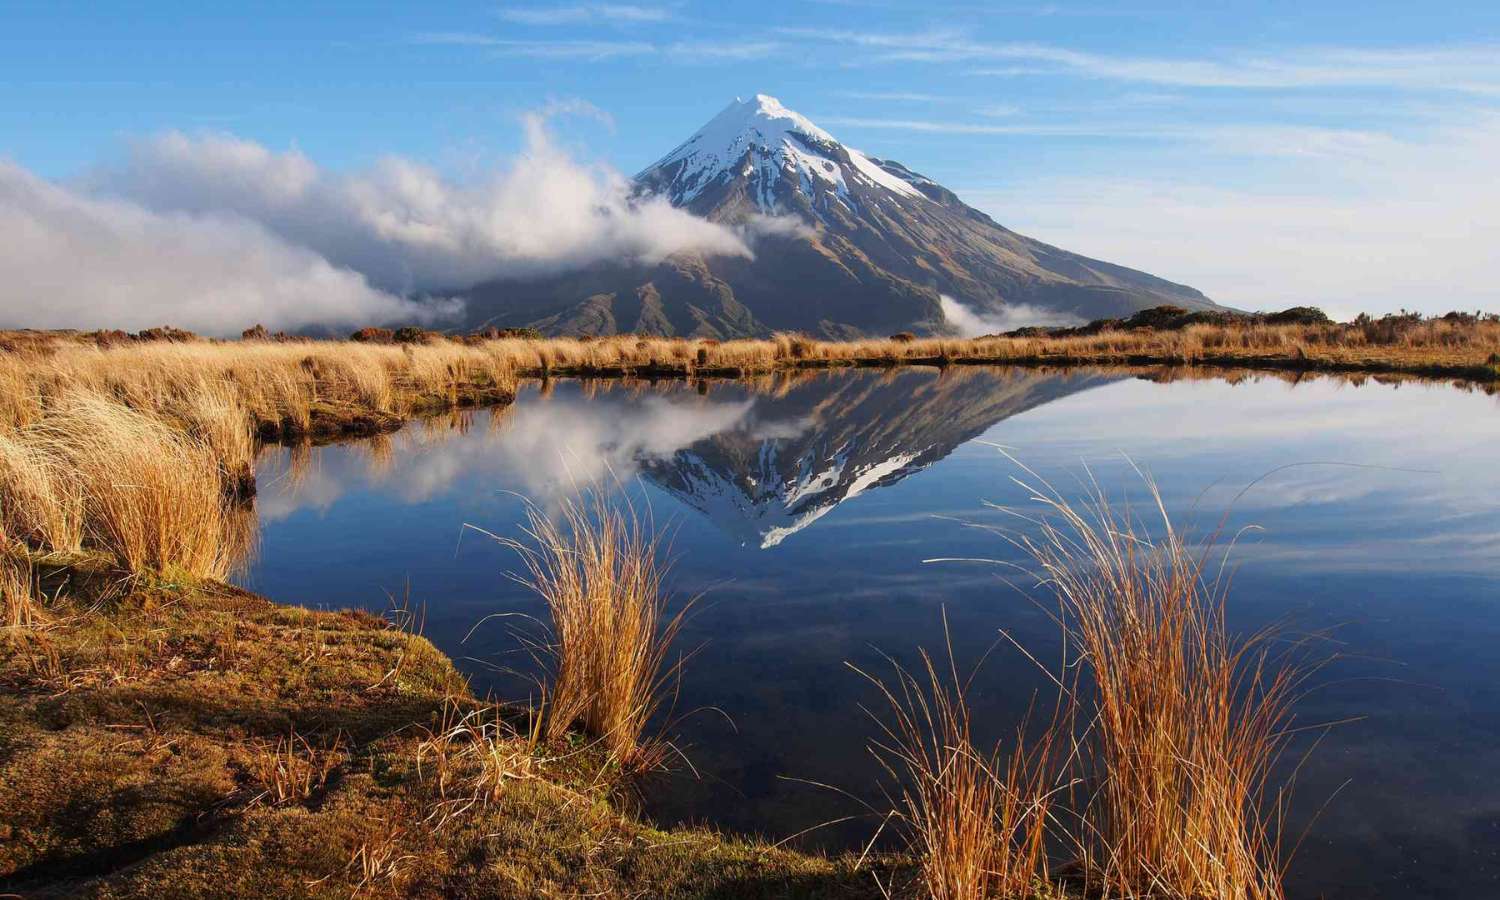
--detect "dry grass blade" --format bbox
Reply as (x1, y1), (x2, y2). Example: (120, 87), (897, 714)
(852, 620), (1064, 900)
(494, 491), (692, 771)
(247, 729), (344, 807)
(1, 549), (39, 633)
(1009, 467), (1308, 900)
(414, 698), (543, 827)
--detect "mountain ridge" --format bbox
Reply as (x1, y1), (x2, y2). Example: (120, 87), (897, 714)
(463, 94), (1218, 338)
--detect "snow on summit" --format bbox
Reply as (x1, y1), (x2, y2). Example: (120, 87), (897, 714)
(640, 93), (924, 211)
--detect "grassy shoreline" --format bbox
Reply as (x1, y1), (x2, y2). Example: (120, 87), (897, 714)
(0, 553), (892, 898)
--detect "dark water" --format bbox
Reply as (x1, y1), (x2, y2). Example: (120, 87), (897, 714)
(236, 367), (1500, 899)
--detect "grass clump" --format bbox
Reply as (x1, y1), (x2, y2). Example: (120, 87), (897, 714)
(0, 431), (85, 553)
(1009, 469), (1305, 900)
(37, 392), (240, 580)
(1, 550), (38, 632)
(498, 493), (691, 771)
(414, 700), (543, 827)
(247, 729), (345, 807)
(855, 634), (1063, 900)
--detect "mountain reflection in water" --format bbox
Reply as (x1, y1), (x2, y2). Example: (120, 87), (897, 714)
(255, 367), (1112, 546)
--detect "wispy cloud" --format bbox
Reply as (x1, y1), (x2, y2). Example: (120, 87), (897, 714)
(821, 115), (1401, 160)
(409, 31), (503, 47)
(836, 90), (953, 103)
(968, 66), (1052, 77)
(411, 33), (655, 59)
(665, 40), (781, 62)
(413, 32), (781, 64)
(784, 28), (1500, 94)
(820, 115), (1071, 135)
(978, 43), (1500, 92)
(496, 4), (671, 26)
(939, 295), (1082, 336)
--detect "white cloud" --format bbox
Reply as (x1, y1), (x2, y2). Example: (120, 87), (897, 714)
(0, 160), (454, 335)
(665, 40), (781, 62)
(819, 116), (1402, 160)
(88, 114), (751, 295)
(1017, 44), (1500, 92)
(258, 390), (753, 517)
(497, 4), (671, 26)
(740, 213), (817, 242)
(0, 105), (752, 335)
(939, 295), (1082, 336)
(836, 90), (953, 103)
(411, 35), (656, 59)
(785, 28), (1500, 94)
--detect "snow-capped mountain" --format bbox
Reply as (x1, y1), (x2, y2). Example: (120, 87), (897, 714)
(463, 94), (1218, 338)
(639, 366), (1112, 548)
(642, 94), (926, 212)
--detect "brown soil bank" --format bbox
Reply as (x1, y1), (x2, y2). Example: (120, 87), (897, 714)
(0, 554), (890, 898)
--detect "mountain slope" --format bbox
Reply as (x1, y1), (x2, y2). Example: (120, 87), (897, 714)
(463, 95), (1217, 338)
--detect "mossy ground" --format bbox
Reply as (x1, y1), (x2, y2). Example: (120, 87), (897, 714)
(0, 557), (896, 898)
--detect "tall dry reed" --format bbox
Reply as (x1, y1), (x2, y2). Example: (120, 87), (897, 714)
(0, 431), (85, 553)
(1, 549), (38, 632)
(497, 494), (689, 769)
(1010, 470), (1303, 900)
(36, 392), (240, 579)
(855, 635), (1062, 900)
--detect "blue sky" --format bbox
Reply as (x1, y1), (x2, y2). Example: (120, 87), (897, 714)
(3, 0), (1499, 319)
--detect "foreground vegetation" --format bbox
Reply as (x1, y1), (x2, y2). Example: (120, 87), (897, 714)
(0, 553), (889, 897)
(2, 474), (1303, 899)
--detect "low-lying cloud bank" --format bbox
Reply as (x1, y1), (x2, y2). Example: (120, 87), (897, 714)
(0, 161), (450, 335)
(91, 113), (753, 294)
(0, 112), (755, 335)
(939, 294), (1083, 337)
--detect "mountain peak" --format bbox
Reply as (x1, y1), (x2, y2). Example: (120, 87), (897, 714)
(719, 93), (833, 143)
(639, 94), (924, 211)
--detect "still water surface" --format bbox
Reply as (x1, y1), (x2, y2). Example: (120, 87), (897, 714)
(237, 367), (1500, 899)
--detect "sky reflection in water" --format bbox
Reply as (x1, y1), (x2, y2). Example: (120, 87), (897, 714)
(238, 368), (1500, 900)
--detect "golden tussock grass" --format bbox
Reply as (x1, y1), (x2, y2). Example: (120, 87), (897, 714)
(35, 392), (242, 579)
(0, 337), (524, 439)
(854, 632), (1064, 900)
(2, 549), (39, 632)
(882, 463), (1311, 899)
(1007, 468), (1306, 900)
(0, 311), (1496, 433)
(0, 430), (86, 553)
(495, 492), (691, 770)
